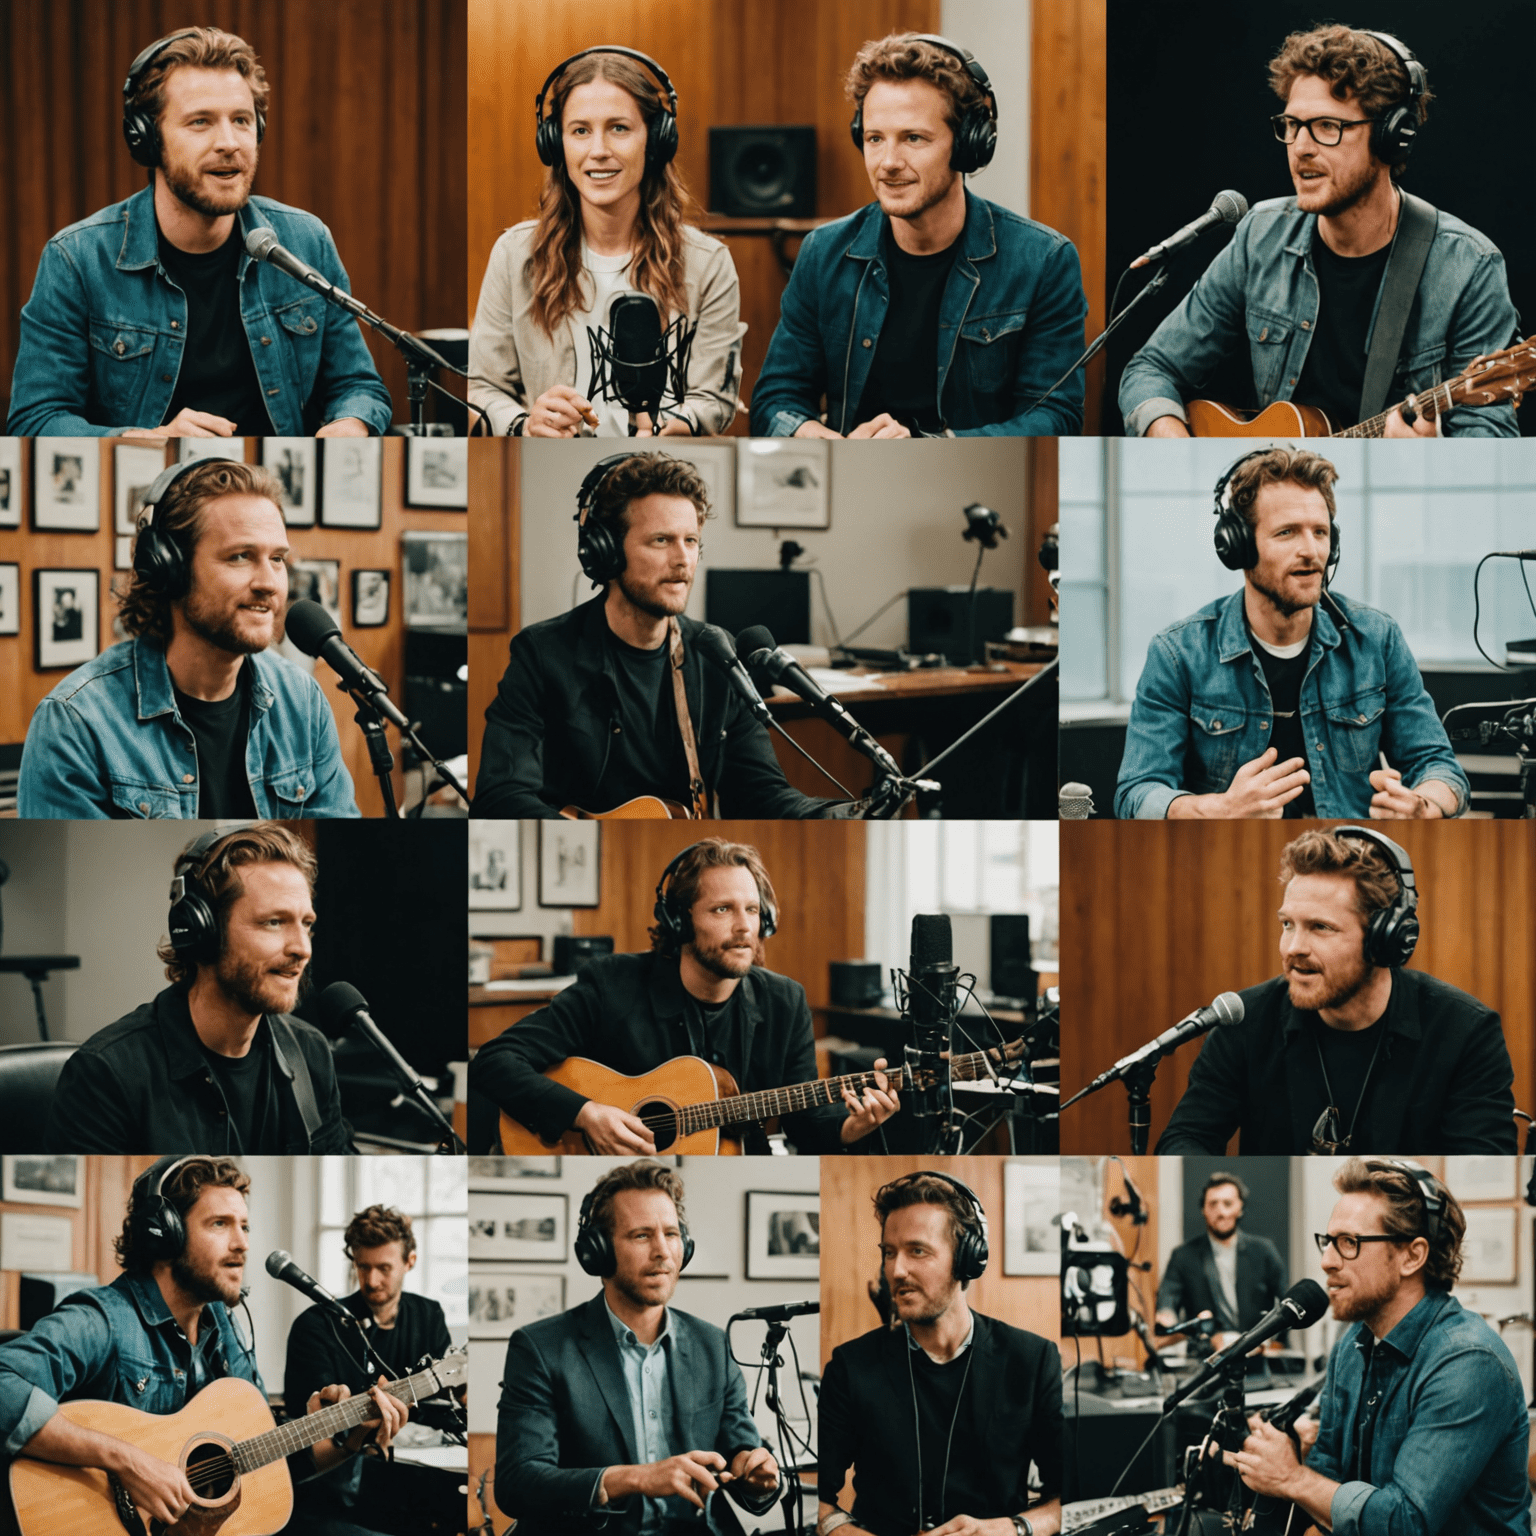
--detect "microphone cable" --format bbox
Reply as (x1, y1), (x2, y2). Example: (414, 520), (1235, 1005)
(1472, 549), (1536, 670)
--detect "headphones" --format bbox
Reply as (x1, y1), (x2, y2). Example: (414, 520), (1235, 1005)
(535, 46), (679, 170)
(1359, 31), (1428, 167)
(129, 1155), (198, 1262)
(574, 1176), (695, 1278)
(1364, 1158), (1446, 1245)
(1333, 826), (1420, 968)
(882, 1170), (989, 1282)
(652, 844), (778, 952)
(168, 827), (235, 967)
(123, 30), (267, 169)
(573, 453), (641, 587)
(132, 457), (221, 599)
(1212, 449), (1341, 584)
(849, 34), (998, 175)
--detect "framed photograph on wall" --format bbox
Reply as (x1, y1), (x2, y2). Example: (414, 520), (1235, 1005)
(3, 1155), (83, 1208)
(351, 569), (391, 628)
(113, 442), (167, 559)
(469, 1267), (565, 1339)
(538, 821), (600, 907)
(288, 558), (341, 620)
(260, 439), (318, 526)
(405, 437), (469, 509)
(320, 439), (383, 529)
(468, 1157), (560, 1187)
(469, 1192), (568, 1262)
(176, 440), (244, 464)
(402, 530), (469, 630)
(736, 440), (830, 529)
(1462, 1206), (1517, 1284)
(1444, 1157), (1519, 1203)
(0, 437), (22, 528)
(1002, 1159), (1059, 1276)
(744, 1189), (819, 1281)
(32, 441), (100, 531)
(0, 564), (19, 637)
(33, 569), (98, 670)
(470, 822), (521, 910)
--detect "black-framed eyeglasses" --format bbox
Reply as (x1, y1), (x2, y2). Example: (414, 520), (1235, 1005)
(1314, 1232), (1400, 1259)
(1271, 114), (1376, 146)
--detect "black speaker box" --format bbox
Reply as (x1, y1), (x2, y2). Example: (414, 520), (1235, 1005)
(829, 959), (884, 1008)
(707, 568), (811, 645)
(989, 913), (1035, 1000)
(709, 125), (817, 217)
(553, 934), (614, 976)
(907, 587), (1014, 665)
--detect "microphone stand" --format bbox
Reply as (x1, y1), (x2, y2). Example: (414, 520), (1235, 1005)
(1172, 1352), (1250, 1532)
(727, 1313), (807, 1536)
(1025, 267), (1170, 416)
(353, 700), (399, 820)
(1123, 1056), (1160, 1156)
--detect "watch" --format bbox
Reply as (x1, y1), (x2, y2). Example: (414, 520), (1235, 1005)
(1011, 1519), (1033, 1536)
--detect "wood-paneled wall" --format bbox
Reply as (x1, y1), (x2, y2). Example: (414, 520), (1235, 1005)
(0, 439), (466, 817)
(0, 1), (466, 428)
(1059, 821), (1536, 1154)
(1076, 1153), (1162, 1370)
(466, 438), (515, 794)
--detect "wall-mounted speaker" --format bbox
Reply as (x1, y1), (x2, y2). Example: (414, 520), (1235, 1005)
(709, 125), (817, 218)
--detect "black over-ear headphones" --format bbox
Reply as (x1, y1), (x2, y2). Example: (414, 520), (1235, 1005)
(169, 827), (235, 967)
(123, 30), (268, 170)
(535, 46), (679, 170)
(1333, 826), (1420, 968)
(129, 1155), (198, 1262)
(1359, 31), (1428, 167)
(848, 34), (998, 175)
(1364, 1158), (1446, 1245)
(881, 1170), (989, 1282)
(132, 457), (222, 600)
(573, 453), (640, 588)
(652, 843), (778, 952)
(575, 1175), (695, 1277)
(1212, 449), (1340, 584)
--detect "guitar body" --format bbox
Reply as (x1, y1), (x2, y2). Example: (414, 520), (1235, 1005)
(499, 1056), (744, 1154)
(560, 797), (690, 820)
(10, 1378), (291, 1536)
(1186, 399), (1335, 437)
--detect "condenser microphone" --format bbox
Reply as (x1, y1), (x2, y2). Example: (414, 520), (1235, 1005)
(608, 293), (669, 416)
(694, 624), (776, 729)
(1062, 992), (1244, 1108)
(245, 228), (359, 313)
(284, 600), (411, 732)
(903, 914), (959, 1123)
(1132, 190), (1249, 268)
(1164, 1280), (1329, 1411)
(1058, 782), (1094, 819)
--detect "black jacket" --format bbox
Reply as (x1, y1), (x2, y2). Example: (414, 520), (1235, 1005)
(1156, 969), (1516, 1155)
(1158, 1229), (1287, 1333)
(469, 950), (846, 1154)
(472, 595), (842, 819)
(818, 1313), (1062, 1536)
(46, 985), (351, 1153)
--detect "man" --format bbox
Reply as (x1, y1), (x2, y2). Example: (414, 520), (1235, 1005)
(497, 1161), (782, 1534)
(471, 838), (898, 1154)
(285, 1205), (458, 1536)
(19, 459), (359, 818)
(0, 1157), (407, 1534)
(46, 823), (353, 1153)
(8, 26), (390, 437)
(1227, 1158), (1530, 1534)
(1156, 828), (1515, 1155)
(1115, 448), (1468, 820)
(749, 33), (1086, 438)
(818, 1172), (1062, 1536)
(473, 452), (850, 819)
(1119, 26), (1520, 439)
(1156, 1172), (1286, 1351)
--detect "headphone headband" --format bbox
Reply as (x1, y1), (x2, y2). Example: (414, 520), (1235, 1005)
(535, 46), (679, 170)
(1331, 825), (1420, 968)
(849, 32), (999, 175)
(1362, 1157), (1446, 1245)
(168, 826), (241, 965)
(1212, 447), (1340, 585)
(129, 1154), (199, 1263)
(131, 456), (222, 600)
(880, 1169), (989, 1282)
(122, 28), (267, 169)
(1356, 30), (1427, 166)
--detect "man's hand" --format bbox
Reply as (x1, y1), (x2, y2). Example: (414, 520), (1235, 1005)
(793, 419), (843, 439)
(526, 385), (598, 437)
(1382, 397), (1439, 438)
(307, 1378), (410, 1468)
(1145, 415), (1191, 438)
(1167, 747), (1309, 818)
(847, 413), (911, 439)
(1223, 1416), (1302, 1497)
(1369, 767), (1443, 819)
(119, 408), (236, 439)
(574, 1100), (657, 1154)
(924, 1516), (1017, 1535)
(729, 1445), (779, 1493)
(317, 417), (369, 437)
(113, 1447), (200, 1528)
(839, 1058), (900, 1144)
(611, 1451), (728, 1511)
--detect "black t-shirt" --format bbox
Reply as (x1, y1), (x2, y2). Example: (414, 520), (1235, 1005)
(602, 627), (692, 810)
(1250, 629), (1316, 818)
(174, 664), (258, 818)
(200, 1022), (284, 1153)
(1293, 229), (1392, 432)
(910, 1345), (989, 1531)
(856, 227), (961, 435)
(1314, 1014), (1389, 1149)
(156, 221), (275, 435)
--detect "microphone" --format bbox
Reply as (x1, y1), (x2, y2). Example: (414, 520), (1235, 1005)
(1263, 1380), (1321, 1437)
(1058, 781), (1094, 819)
(285, 600), (411, 732)
(1108, 1163), (1147, 1226)
(245, 229), (361, 314)
(1164, 1280), (1329, 1411)
(1161, 1311), (1218, 1338)
(1131, 190), (1249, 268)
(266, 1249), (349, 1316)
(1062, 992), (1243, 1108)
(730, 1300), (820, 1322)
(1494, 549), (1536, 560)
(694, 624), (776, 730)
(608, 293), (669, 417)
(903, 914), (960, 1126)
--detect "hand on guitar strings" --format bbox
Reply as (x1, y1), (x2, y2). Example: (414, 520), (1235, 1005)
(308, 1376), (410, 1467)
(1383, 396), (1440, 437)
(839, 1058), (901, 1144)
(575, 1099), (658, 1155)
(114, 1446), (200, 1529)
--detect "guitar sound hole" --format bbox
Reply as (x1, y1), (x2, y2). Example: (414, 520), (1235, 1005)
(634, 1099), (678, 1151)
(185, 1440), (236, 1500)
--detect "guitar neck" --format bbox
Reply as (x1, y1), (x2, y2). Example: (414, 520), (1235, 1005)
(1336, 380), (1454, 438)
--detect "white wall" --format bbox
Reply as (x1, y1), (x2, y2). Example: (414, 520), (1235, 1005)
(941, 0), (1030, 218)
(241, 1154), (316, 1393)
(0, 822), (69, 1044)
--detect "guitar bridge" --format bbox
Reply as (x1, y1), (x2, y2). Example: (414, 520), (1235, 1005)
(106, 1472), (148, 1536)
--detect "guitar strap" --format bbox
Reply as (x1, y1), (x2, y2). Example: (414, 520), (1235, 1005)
(1357, 191), (1437, 423)
(270, 1014), (325, 1149)
(668, 617), (710, 819)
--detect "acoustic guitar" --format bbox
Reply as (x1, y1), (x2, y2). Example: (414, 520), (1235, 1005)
(499, 1040), (1026, 1154)
(559, 797), (690, 819)
(7, 1349), (467, 1536)
(1185, 334), (1536, 437)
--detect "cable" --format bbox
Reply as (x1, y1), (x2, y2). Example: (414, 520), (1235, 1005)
(1472, 550), (1536, 670)
(839, 588), (910, 648)
(807, 565), (844, 649)
(768, 720), (855, 798)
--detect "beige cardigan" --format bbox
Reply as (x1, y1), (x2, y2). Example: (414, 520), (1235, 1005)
(468, 221), (746, 436)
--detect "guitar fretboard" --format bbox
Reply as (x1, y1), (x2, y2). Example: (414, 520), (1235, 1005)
(1333, 378), (1455, 438)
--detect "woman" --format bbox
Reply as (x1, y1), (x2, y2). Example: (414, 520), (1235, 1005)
(470, 48), (744, 437)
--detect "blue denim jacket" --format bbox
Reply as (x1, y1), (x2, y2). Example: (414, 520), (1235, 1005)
(1119, 196), (1521, 437)
(8, 187), (393, 436)
(18, 635), (359, 818)
(0, 1271), (263, 1458)
(1308, 1290), (1530, 1535)
(1114, 589), (1469, 819)
(749, 191), (1087, 437)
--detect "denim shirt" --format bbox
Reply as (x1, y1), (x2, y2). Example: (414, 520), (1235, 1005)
(18, 635), (360, 819)
(8, 187), (393, 436)
(1118, 196), (1521, 438)
(749, 191), (1087, 437)
(0, 1270), (262, 1458)
(1114, 589), (1469, 819)
(1309, 1290), (1531, 1535)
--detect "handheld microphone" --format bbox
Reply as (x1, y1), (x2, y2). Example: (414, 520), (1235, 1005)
(1058, 781), (1094, 820)
(694, 625), (776, 729)
(284, 600), (411, 732)
(266, 1249), (349, 1315)
(1131, 190), (1249, 268)
(1263, 1380), (1321, 1437)
(730, 1300), (820, 1322)
(1164, 1280), (1329, 1412)
(1161, 1311), (1218, 1338)
(1062, 992), (1244, 1109)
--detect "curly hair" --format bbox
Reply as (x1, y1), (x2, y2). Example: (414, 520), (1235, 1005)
(528, 53), (697, 338)
(118, 460), (288, 643)
(127, 27), (271, 136)
(344, 1204), (416, 1262)
(845, 33), (989, 134)
(585, 1159), (688, 1240)
(115, 1156), (250, 1272)
(1334, 1157), (1464, 1291)
(1225, 447), (1339, 535)
(1278, 829), (1400, 925)
(158, 823), (319, 986)
(649, 838), (776, 957)
(873, 1172), (984, 1289)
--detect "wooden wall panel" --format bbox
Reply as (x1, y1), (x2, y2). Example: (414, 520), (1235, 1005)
(1060, 821), (1536, 1154)
(0, 0), (466, 430)
(1074, 1153), (1162, 1369)
(1026, 435), (1058, 627)
(467, 437), (514, 793)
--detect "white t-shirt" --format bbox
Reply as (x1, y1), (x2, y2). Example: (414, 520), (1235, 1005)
(572, 244), (638, 438)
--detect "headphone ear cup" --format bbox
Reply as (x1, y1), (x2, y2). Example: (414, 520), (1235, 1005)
(678, 1223), (695, 1271)
(951, 110), (997, 175)
(1213, 509), (1251, 571)
(577, 521), (622, 587)
(124, 109), (159, 167)
(758, 903), (776, 941)
(849, 105), (864, 154)
(536, 114), (563, 168)
(133, 526), (190, 598)
(574, 1223), (612, 1277)
(168, 890), (219, 966)
(647, 110), (679, 167)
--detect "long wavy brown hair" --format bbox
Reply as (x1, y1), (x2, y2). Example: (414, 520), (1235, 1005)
(528, 53), (696, 338)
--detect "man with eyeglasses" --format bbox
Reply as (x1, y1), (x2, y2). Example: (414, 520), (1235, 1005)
(1225, 1158), (1530, 1534)
(1119, 25), (1520, 438)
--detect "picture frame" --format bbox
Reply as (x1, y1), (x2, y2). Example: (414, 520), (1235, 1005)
(468, 1267), (565, 1339)
(320, 438), (383, 529)
(31, 440), (100, 532)
(1002, 1159), (1059, 1276)
(114, 537), (134, 572)
(1444, 1156), (1519, 1204)
(538, 821), (600, 908)
(288, 558), (342, 621)
(468, 1191), (568, 1262)
(3, 1155), (84, 1208)
(260, 438), (318, 526)
(402, 530), (469, 631)
(1461, 1206), (1517, 1284)
(351, 569), (391, 628)
(0, 564), (19, 637)
(113, 441), (167, 556)
(405, 437), (469, 510)
(744, 1189), (820, 1281)
(0, 437), (22, 528)
(470, 822), (522, 910)
(32, 569), (99, 670)
(176, 439), (245, 464)
(736, 440), (830, 529)
(468, 1157), (561, 1187)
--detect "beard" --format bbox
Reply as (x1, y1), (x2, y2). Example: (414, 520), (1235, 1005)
(612, 1267), (677, 1310)
(892, 1280), (959, 1326)
(687, 935), (756, 980)
(1249, 567), (1321, 620)
(1329, 1265), (1398, 1324)
(161, 152), (257, 218)
(1206, 1216), (1239, 1240)
(878, 167), (959, 223)
(214, 947), (309, 1016)
(1286, 948), (1372, 1012)
(182, 586), (277, 656)
(1295, 156), (1378, 219)
(615, 568), (690, 621)
(171, 1250), (242, 1307)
